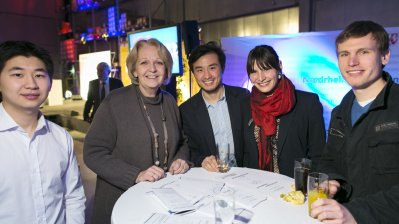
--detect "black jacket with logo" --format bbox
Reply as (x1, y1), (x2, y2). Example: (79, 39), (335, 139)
(316, 72), (399, 224)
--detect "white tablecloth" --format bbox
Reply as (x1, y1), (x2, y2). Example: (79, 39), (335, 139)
(111, 167), (321, 224)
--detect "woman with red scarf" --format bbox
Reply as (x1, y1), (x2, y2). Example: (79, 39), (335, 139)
(241, 45), (326, 177)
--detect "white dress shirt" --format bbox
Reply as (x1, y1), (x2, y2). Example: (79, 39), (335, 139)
(0, 104), (86, 224)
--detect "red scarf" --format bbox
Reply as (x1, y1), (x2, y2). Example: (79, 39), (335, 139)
(250, 76), (296, 171)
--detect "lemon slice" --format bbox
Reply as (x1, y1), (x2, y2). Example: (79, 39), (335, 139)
(280, 190), (305, 205)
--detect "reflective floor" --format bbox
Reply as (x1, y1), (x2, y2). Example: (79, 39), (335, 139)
(42, 100), (96, 224)
(40, 99), (108, 224)
(71, 130), (96, 224)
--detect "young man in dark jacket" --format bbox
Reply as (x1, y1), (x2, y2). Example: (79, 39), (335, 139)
(313, 21), (399, 224)
(179, 42), (249, 171)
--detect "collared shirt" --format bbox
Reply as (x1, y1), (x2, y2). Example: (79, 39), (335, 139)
(202, 86), (235, 156)
(0, 104), (85, 224)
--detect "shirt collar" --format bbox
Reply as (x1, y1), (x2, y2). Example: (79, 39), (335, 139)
(202, 85), (226, 108)
(101, 77), (110, 85)
(0, 103), (49, 133)
(335, 71), (392, 121)
(0, 103), (18, 131)
(36, 113), (48, 132)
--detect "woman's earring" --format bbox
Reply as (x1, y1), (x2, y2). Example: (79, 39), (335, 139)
(278, 74), (282, 79)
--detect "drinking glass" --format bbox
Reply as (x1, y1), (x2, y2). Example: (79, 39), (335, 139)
(294, 158), (312, 194)
(217, 143), (231, 173)
(307, 172), (329, 216)
(214, 186), (235, 224)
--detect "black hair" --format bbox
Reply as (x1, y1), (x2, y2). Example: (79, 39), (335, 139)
(0, 41), (54, 81)
(188, 41), (226, 73)
(246, 45), (281, 76)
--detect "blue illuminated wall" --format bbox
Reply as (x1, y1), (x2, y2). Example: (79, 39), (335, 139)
(221, 28), (399, 128)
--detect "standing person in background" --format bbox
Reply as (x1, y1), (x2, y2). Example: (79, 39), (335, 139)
(84, 38), (190, 224)
(312, 21), (399, 224)
(0, 41), (85, 223)
(83, 62), (123, 123)
(242, 45), (325, 177)
(180, 42), (249, 172)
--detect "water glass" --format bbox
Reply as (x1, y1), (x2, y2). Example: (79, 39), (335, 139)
(214, 186), (235, 224)
(217, 143), (231, 173)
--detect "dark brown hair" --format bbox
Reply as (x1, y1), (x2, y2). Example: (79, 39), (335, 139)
(336, 21), (389, 54)
(246, 45), (281, 76)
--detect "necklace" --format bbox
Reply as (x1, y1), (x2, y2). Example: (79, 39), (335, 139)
(254, 118), (280, 173)
(138, 89), (169, 171)
(271, 118), (280, 174)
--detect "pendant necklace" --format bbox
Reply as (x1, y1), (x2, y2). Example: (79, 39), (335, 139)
(138, 89), (169, 171)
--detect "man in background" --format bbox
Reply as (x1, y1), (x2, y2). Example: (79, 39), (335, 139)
(83, 62), (123, 123)
(313, 21), (399, 224)
(0, 40), (85, 223)
(180, 42), (249, 171)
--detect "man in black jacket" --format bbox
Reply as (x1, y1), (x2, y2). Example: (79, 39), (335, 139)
(313, 21), (399, 224)
(83, 62), (123, 123)
(180, 42), (249, 171)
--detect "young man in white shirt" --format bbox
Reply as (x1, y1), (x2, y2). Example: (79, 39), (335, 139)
(0, 41), (85, 223)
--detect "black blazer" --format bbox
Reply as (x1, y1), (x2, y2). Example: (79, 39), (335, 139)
(242, 90), (326, 177)
(83, 78), (123, 121)
(179, 85), (250, 167)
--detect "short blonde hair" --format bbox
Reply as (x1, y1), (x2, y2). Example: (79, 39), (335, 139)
(126, 38), (173, 85)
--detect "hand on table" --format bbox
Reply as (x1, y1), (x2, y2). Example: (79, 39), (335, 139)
(310, 198), (357, 224)
(201, 155), (219, 172)
(136, 165), (165, 183)
(169, 159), (190, 175)
(328, 180), (341, 198)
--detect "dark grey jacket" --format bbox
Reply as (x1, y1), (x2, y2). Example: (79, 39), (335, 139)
(179, 85), (249, 167)
(83, 85), (189, 224)
(83, 78), (124, 121)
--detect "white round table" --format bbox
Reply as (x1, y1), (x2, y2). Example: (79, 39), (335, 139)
(112, 167), (321, 224)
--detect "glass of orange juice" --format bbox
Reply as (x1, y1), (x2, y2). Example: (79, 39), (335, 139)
(307, 172), (329, 216)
